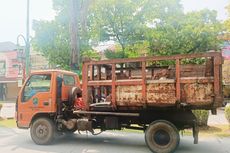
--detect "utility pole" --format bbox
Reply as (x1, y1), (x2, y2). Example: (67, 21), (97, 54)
(69, 0), (80, 74)
(25, 0), (30, 77)
(17, 34), (27, 82)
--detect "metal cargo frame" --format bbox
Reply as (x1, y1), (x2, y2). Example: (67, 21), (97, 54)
(82, 52), (223, 111)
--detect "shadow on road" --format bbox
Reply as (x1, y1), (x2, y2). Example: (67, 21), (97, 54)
(1, 129), (230, 153)
(0, 130), (151, 153)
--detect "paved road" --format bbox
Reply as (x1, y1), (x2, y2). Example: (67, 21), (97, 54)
(208, 108), (228, 125)
(0, 127), (230, 153)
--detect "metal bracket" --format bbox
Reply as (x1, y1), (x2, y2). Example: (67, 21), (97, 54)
(193, 121), (199, 144)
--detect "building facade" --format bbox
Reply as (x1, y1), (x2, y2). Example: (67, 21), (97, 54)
(0, 42), (22, 101)
(0, 41), (49, 101)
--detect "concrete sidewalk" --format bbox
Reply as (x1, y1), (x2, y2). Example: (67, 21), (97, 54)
(0, 102), (15, 119)
(208, 108), (229, 125)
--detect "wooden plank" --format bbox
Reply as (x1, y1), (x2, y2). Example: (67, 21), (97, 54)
(147, 79), (175, 84)
(213, 56), (222, 107)
(176, 59), (181, 101)
(88, 80), (112, 86)
(142, 61), (147, 103)
(112, 64), (116, 109)
(89, 65), (93, 81)
(82, 63), (89, 110)
(115, 79), (142, 86)
(180, 77), (214, 83)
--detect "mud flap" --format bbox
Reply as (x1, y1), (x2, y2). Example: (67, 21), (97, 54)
(193, 121), (199, 144)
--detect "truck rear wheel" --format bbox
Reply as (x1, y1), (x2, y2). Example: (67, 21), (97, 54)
(30, 118), (55, 145)
(145, 120), (180, 153)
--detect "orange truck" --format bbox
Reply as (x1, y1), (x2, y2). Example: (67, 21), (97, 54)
(16, 52), (223, 153)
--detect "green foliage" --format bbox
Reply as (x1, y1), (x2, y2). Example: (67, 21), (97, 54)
(148, 9), (223, 56)
(0, 119), (16, 128)
(32, 0), (92, 70)
(192, 110), (209, 126)
(32, 20), (71, 70)
(181, 58), (206, 65)
(125, 41), (150, 58)
(104, 50), (126, 59)
(0, 103), (2, 110)
(81, 50), (101, 60)
(225, 105), (230, 124)
(32, 0), (224, 68)
(89, 0), (146, 53)
(90, 0), (223, 59)
(224, 4), (230, 32)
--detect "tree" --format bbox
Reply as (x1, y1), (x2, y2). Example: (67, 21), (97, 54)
(89, 0), (222, 59)
(32, 20), (71, 69)
(32, 0), (95, 70)
(89, 0), (147, 58)
(148, 9), (223, 56)
(32, 0), (223, 68)
(224, 3), (230, 32)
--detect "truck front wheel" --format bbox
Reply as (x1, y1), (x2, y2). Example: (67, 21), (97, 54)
(30, 118), (55, 145)
(145, 120), (180, 153)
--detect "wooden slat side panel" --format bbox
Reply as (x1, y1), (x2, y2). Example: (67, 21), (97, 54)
(181, 83), (214, 105)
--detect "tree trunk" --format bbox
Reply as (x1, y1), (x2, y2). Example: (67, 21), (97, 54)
(69, 0), (80, 71)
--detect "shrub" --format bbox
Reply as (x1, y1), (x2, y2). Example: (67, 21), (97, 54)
(192, 110), (209, 126)
(225, 105), (230, 124)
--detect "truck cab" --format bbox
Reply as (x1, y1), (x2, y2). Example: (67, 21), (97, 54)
(16, 70), (80, 128)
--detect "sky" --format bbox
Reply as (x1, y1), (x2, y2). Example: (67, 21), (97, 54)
(182, 0), (229, 20)
(0, 0), (55, 44)
(0, 0), (229, 44)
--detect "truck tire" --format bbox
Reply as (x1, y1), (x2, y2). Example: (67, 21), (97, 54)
(68, 87), (82, 107)
(30, 118), (55, 145)
(145, 120), (180, 153)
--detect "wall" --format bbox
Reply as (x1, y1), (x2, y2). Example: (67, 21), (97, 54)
(0, 51), (21, 78)
(0, 50), (22, 101)
(6, 82), (20, 101)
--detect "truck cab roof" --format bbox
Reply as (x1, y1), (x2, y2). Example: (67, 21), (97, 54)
(30, 69), (78, 76)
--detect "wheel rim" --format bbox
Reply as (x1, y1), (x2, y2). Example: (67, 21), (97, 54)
(153, 129), (170, 146)
(35, 124), (49, 138)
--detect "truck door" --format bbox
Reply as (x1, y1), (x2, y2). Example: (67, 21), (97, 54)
(17, 74), (53, 128)
(61, 74), (76, 101)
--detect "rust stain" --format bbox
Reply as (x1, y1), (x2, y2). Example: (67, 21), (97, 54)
(182, 83), (213, 104)
(147, 83), (176, 103)
(223, 60), (230, 85)
(116, 86), (143, 104)
(115, 82), (213, 106)
(116, 83), (177, 105)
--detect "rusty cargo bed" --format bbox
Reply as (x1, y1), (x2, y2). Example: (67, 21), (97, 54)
(81, 52), (223, 112)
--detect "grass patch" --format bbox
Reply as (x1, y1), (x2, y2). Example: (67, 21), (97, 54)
(121, 124), (230, 138)
(122, 128), (143, 133)
(183, 125), (230, 137)
(0, 119), (16, 128)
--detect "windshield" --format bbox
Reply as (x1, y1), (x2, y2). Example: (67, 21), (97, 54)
(22, 74), (51, 102)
